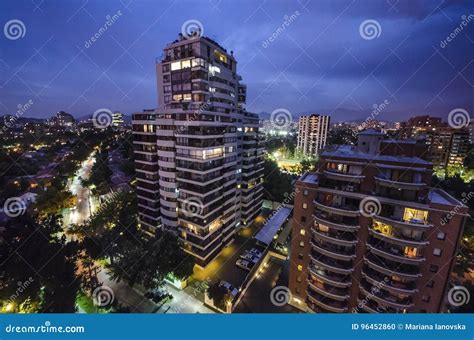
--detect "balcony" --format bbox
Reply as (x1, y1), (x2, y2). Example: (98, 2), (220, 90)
(307, 291), (348, 313)
(369, 228), (429, 247)
(309, 266), (351, 288)
(364, 254), (421, 280)
(362, 269), (417, 295)
(312, 228), (358, 246)
(313, 213), (359, 232)
(356, 299), (399, 313)
(366, 239), (424, 265)
(311, 240), (355, 261)
(373, 215), (432, 231)
(323, 170), (365, 183)
(359, 284), (413, 310)
(310, 253), (354, 275)
(315, 200), (360, 217)
(374, 176), (426, 191)
(307, 280), (350, 301)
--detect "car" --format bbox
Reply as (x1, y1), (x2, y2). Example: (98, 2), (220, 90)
(235, 259), (252, 271)
(240, 252), (254, 261)
(249, 248), (262, 256)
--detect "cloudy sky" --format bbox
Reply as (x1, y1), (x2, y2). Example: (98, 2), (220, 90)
(0, 0), (472, 122)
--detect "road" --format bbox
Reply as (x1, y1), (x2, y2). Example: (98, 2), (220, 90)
(63, 152), (96, 227)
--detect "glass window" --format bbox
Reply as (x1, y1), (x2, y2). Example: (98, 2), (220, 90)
(171, 61), (181, 71)
(181, 59), (191, 69)
(437, 232), (446, 240)
(300, 229), (305, 236)
(302, 203), (307, 209)
(433, 248), (442, 256)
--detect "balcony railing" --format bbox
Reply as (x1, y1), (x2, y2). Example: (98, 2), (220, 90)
(369, 228), (429, 247)
(373, 215), (432, 230)
(364, 254), (421, 280)
(311, 240), (355, 261)
(323, 170), (365, 183)
(361, 269), (417, 295)
(309, 266), (351, 288)
(313, 214), (359, 232)
(315, 200), (360, 217)
(366, 240), (424, 265)
(307, 280), (350, 301)
(374, 176), (426, 191)
(306, 291), (348, 313)
(359, 284), (414, 309)
(310, 253), (354, 275)
(312, 228), (358, 246)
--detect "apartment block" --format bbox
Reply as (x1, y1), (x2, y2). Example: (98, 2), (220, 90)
(132, 33), (264, 267)
(289, 129), (468, 313)
(296, 114), (330, 157)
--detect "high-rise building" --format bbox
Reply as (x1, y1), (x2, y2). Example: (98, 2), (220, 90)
(289, 130), (467, 313)
(132, 32), (264, 267)
(112, 111), (125, 127)
(296, 114), (330, 157)
(398, 115), (469, 168)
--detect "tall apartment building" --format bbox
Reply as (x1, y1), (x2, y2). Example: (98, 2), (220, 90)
(399, 115), (469, 168)
(289, 130), (468, 313)
(132, 33), (264, 267)
(296, 114), (330, 157)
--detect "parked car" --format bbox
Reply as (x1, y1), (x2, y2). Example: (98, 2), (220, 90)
(249, 248), (262, 257)
(235, 259), (252, 271)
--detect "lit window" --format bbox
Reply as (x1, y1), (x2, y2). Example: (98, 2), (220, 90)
(299, 241), (304, 247)
(302, 203), (307, 210)
(297, 265), (303, 272)
(300, 229), (305, 236)
(181, 60), (191, 69)
(171, 61), (181, 71)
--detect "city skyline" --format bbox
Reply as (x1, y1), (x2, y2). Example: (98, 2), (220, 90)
(1, 0), (473, 122)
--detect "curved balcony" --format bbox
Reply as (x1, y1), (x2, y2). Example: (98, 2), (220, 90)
(310, 254), (354, 275)
(359, 284), (413, 310)
(312, 229), (358, 246)
(323, 170), (365, 183)
(311, 240), (355, 261)
(313, 214), (359, 232)
(361, 270), (417, 295)
(369, 228), (429, 247)
(307, 280), (350, 301)
(309, 266), (351, 288)
(366, 243), (425, 265)
(307, 291), (348, 313)
(357, 300), (379, 313)
(373, 215), (432, 231)
(314, 200), (360, 217)
(374, 176), (426, 191)
(364, 255), (421, 280)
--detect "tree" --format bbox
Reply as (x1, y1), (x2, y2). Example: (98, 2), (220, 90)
(263, 159), (292, 202)
(207, 281), (231, 310)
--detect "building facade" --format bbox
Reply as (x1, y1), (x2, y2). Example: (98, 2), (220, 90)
(132, 33), (264, 267)
(296, 114), (330, 158)
(289, 131), (468, 313)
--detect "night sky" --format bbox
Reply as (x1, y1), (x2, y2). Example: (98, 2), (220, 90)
(0, 0), (473, 122)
